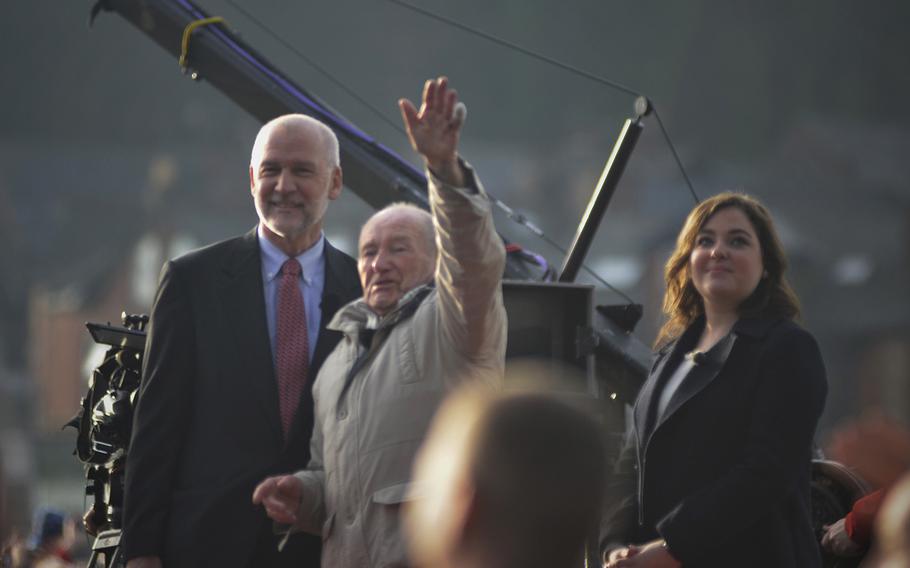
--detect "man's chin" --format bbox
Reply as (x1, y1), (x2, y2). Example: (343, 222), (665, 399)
(368, 295), (400, 316)
(264, 221), (315, 241)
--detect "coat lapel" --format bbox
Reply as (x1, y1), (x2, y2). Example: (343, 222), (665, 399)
(311, 241), (362, 372)
(220, 228), (283, 442)
(654, 332), (737, 434)
(638, 316), (779, 453)
(633, 345), (674, 450)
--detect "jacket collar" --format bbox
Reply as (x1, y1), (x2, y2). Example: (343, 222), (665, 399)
(634, 314), (784, 452)
(732, 315), (781, 339)
(328, 283), (435, 334)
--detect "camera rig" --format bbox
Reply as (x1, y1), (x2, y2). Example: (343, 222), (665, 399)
(67, 312), (148, 568)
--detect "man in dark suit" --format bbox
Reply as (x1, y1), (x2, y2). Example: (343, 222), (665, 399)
(122, 114), (361, 568)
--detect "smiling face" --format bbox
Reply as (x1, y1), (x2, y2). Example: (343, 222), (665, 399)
(689, 206), (764, 313)
(250, 118), (342, 255)
(358, 207), (436, 316)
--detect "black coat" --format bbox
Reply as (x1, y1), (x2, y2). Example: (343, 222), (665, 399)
(122, 229), (361, 567)
(601, 316), (827, 567)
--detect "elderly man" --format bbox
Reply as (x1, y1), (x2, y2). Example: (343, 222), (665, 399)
(252, 76), (507, 567)
(123, 115), (362, 568)
(405, 382), (606, 568)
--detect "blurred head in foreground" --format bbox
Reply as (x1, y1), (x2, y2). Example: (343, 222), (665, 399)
(874, 472), (910, 568)
(406, 380), (605, 568)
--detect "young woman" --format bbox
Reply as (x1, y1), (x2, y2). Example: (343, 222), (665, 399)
(601, 193), (828, 568)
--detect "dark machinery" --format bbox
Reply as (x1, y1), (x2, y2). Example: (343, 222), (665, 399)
(67, 313), (148, 568)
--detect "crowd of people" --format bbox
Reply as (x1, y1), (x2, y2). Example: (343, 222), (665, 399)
(3, 77), (910, 568)
(1, 508), (79, 568)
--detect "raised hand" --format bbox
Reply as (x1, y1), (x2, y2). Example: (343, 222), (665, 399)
(398, 76), (466, 187)
(252, 474), (304, 524)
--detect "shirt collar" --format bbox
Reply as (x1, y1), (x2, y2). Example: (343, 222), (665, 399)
(257, 224), (326, 284)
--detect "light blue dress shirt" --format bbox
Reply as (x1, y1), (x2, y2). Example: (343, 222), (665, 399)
(258, 225), (326, 365)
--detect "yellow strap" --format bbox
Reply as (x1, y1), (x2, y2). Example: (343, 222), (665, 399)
(179, 16), (226, 72)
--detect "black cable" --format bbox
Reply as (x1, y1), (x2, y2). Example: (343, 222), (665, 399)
(224, 0), (408, 138)
(653, 107), (699, 203)
(386, 0), (700, 204)
(489, 196), (635, 302)
(387, 0), (641, 98)
(224, 0), (639, 302)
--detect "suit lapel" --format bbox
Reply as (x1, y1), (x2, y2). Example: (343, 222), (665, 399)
(220, 228), (283, 442)
(311, 242), (361, 371)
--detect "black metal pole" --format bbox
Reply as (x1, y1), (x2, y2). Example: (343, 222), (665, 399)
(558, 117), (643, 282)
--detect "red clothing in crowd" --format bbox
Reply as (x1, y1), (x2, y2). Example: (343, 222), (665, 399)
(845, 489), (887, 546)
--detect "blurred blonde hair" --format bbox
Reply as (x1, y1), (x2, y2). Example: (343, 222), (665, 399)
(876, 472), (910, 568)
(407, 362), (604, 568)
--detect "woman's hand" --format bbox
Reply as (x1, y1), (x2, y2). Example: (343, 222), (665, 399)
(605, 544), (641, 565)
(604, 539), (681, 568)
(821, 518), (864, 556)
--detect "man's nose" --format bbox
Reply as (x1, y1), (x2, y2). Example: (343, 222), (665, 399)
(371, 250), (391, 271)
(274, 168), (293, 192)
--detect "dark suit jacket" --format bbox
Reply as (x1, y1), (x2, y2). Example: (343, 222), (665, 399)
(122, 229), (361, 567)
(601, 316), (827, 568)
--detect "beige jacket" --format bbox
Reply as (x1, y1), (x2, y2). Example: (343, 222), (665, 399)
(291, 164), (507, 567)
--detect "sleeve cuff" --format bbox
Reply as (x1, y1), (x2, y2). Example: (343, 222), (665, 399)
(426, 156), (479, 194)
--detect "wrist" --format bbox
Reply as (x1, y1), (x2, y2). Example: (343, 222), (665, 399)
(426, 156), (464, 187)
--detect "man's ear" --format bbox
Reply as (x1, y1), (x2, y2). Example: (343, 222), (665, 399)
(249, 166), (256, 193)
(329, 166), (343, 200)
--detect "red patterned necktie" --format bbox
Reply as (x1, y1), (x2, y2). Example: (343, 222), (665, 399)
(276, 258), (309, 439)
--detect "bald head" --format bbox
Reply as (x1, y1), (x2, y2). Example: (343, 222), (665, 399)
(251, 114), (339, 170)
(362, 203), (436, 256)
(358, 203), (438, 316)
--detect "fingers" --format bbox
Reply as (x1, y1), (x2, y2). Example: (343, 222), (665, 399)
(419, 76), (458, 117)
(252, 477), (276, 504)
(411, 76), (465, 126)
(421, 78), (434, 115)
(277, 475), (302, 495)
(452, 101), (467, 128)
(606, 545), (637, 564)
(262, 493), (298, 524)
(253, 476), (301, 524)
(398, 98), (419, 133)
(252, 476), (300, 502)
(431, 76), (447, 110)
(441, 82), (455, 118)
